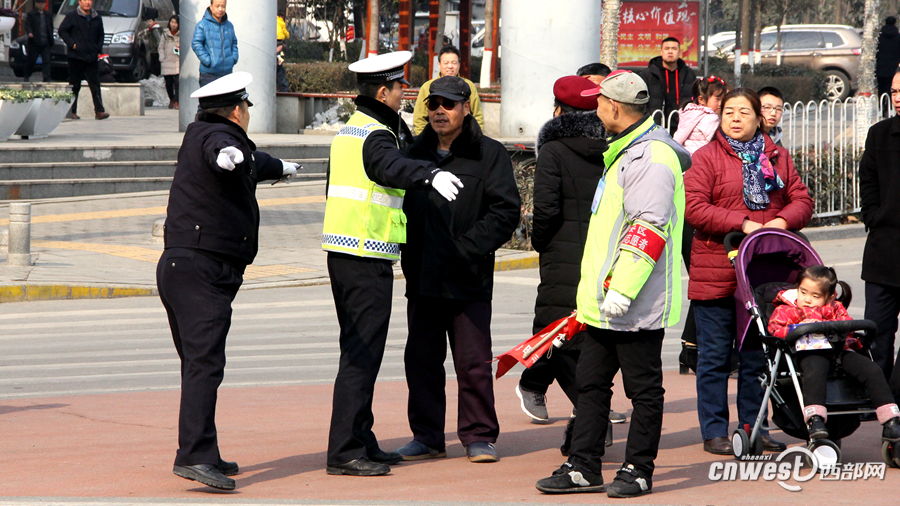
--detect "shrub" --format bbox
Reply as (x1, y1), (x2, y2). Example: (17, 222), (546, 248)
(504, 156), (536, 250)
(284, 62), (356, 93)
(792, 146), (861, 218)
(705, 57), (827, 103)
(410, 64), (428, 87)
(283, 39), (365, 63)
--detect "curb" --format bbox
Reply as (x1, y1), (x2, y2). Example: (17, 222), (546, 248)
(0, 284), (156, 303)
(0, 252), (541, 303)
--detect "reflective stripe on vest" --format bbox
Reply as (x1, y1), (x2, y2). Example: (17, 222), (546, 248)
(321, 111), (407, 261)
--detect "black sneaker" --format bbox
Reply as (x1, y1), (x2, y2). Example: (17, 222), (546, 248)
(606, 464), (652, 498)
(883, 417), (900, 442)
(806, 415), (828, 440)
(535, 462), (604, 494)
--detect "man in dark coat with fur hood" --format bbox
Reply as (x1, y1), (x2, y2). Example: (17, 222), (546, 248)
(396, 76), (520, 464)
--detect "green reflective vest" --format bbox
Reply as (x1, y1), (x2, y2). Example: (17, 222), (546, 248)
(321, 111), (407, 260)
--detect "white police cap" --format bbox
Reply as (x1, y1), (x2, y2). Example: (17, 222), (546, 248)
(348, 51), (412, 85)
(190, 71), (254, 110)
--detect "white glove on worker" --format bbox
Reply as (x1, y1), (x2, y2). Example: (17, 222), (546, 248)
(216, 146), (244, 170)
(600, 290), (632, 318)
(432, 170), (464, 202)
(281, 160), (299, 182)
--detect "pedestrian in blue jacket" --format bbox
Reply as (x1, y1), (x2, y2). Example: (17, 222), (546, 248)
(192, 0), (238, 86)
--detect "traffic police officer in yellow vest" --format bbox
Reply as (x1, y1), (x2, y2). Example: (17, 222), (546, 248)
(322, 51), (464, 477)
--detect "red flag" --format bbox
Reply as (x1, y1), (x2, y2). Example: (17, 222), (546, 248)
(493, 312), (586, 379)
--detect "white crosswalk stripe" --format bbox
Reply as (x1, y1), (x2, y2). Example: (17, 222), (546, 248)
(0, 273), (686, 400)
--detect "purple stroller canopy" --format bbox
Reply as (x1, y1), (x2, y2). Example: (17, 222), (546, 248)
(733, 228), (824, 351)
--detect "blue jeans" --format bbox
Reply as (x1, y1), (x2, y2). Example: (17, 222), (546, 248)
(694, 297), (769, 440)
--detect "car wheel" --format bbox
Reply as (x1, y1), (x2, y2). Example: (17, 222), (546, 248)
(824, 70), (850, 101)
(11, 66), (24, 78)
(123, 56), (148, 82)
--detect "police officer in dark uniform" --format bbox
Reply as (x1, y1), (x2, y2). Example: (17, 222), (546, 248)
(322, 51), (464, 476)
(157, 72), (298, 491)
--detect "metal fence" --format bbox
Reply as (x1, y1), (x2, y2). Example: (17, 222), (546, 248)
(654, 94), (896, 218)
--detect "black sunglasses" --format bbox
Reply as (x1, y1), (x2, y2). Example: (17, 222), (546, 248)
(427, 97), (461, 111)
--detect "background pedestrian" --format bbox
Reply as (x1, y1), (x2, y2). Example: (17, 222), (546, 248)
(159, 15), (181, 109)
(58, 0), (108, 120)
(191, 0), (238, 87)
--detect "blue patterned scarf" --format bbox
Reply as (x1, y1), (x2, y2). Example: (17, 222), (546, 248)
(726, 132), (784, 210)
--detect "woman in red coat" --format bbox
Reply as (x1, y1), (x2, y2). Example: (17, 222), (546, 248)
(684, 88), (813, 455)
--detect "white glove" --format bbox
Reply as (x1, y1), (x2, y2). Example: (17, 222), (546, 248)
(600, 290), (632, 318)
(281, 160), (299, 182)
(216, 146), (244, 171)
(431, 171), (464, 202)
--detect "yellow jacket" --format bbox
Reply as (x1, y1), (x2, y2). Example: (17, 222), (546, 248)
(413, 77), (484, 135)
(277, 16), (290, 41)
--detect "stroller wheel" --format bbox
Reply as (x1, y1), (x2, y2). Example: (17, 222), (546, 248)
(808, 439), (841, 468)
(731, 428), (761, 458)
(881, 441), (900, 468)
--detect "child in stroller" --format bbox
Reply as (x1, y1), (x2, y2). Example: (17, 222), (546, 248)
(767, 265), (900, 443)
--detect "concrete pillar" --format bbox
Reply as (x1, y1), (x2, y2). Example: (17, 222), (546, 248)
(7, 203), (32, 266)
(499, 0), (600, 138)
(179, 0), (277, 133)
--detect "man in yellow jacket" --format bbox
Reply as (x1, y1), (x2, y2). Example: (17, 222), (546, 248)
(276, 11), (289, 92)
(412, 45), (484, 135)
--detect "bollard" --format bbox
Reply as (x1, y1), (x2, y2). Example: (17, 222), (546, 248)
(7, 203), (33, 266)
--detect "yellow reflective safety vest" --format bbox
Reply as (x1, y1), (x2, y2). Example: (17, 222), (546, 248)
(321, 111), (407, 260)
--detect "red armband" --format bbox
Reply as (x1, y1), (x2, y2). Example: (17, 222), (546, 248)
(619, 220), (667, 264)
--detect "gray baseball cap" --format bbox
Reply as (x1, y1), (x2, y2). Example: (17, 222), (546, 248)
(581, 70), (649, 105)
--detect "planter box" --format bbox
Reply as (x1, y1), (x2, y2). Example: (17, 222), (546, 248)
(0, 100), (36, 142)
(15, 98), (73, 139)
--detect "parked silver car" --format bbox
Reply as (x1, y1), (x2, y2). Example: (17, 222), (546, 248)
(722, 24), (861, 101)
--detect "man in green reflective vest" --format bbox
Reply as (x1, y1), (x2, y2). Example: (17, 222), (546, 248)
(535, 71), (690, 498)
(322, 51), (464, 477)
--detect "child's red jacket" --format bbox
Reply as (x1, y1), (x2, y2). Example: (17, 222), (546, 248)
(768, 289), (857, 349)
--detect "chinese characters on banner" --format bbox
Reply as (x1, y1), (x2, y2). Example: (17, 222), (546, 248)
(614, 1), (700, 67)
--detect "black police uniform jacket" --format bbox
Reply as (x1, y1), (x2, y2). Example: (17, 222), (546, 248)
(164, 113), (284, 267)
(402, 115), (521, 301)
(531, 112), (607, 333)
(861, 115), (900, 286)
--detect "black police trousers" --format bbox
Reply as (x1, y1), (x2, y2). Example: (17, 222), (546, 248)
(569, 326), (665, 477)
(157, 248), (243, 466)
(326, 252), (394, 466)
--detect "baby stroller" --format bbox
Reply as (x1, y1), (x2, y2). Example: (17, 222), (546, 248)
(724, 228), (898, 467)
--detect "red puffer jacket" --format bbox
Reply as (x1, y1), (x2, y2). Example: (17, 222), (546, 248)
(685, 130), (813, 300)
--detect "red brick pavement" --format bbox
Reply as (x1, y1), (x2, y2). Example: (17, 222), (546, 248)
(0, 372), (895, 505)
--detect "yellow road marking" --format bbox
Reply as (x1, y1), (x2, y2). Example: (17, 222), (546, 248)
(0, 195), (325, 226)
(30, 241), (316, 280)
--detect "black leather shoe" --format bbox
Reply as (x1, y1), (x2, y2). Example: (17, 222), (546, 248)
(326, 458), (390, 476)
(173, 464), (235, 490)
(217, 460), (239, 476)
(370, 449), (403, 465)
(761, 434), (787, 452)
(703, 437), (733, 455)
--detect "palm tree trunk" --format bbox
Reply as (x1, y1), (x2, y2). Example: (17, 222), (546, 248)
(857, 0), (880, 145)
(599, 0), (621, 70)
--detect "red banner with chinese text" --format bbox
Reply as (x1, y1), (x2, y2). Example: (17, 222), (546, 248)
(615, 1), (700, 68)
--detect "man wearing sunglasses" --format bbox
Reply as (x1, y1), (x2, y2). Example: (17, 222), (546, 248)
(322, 51), (465, 477)
(395, 76), (520, 464)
